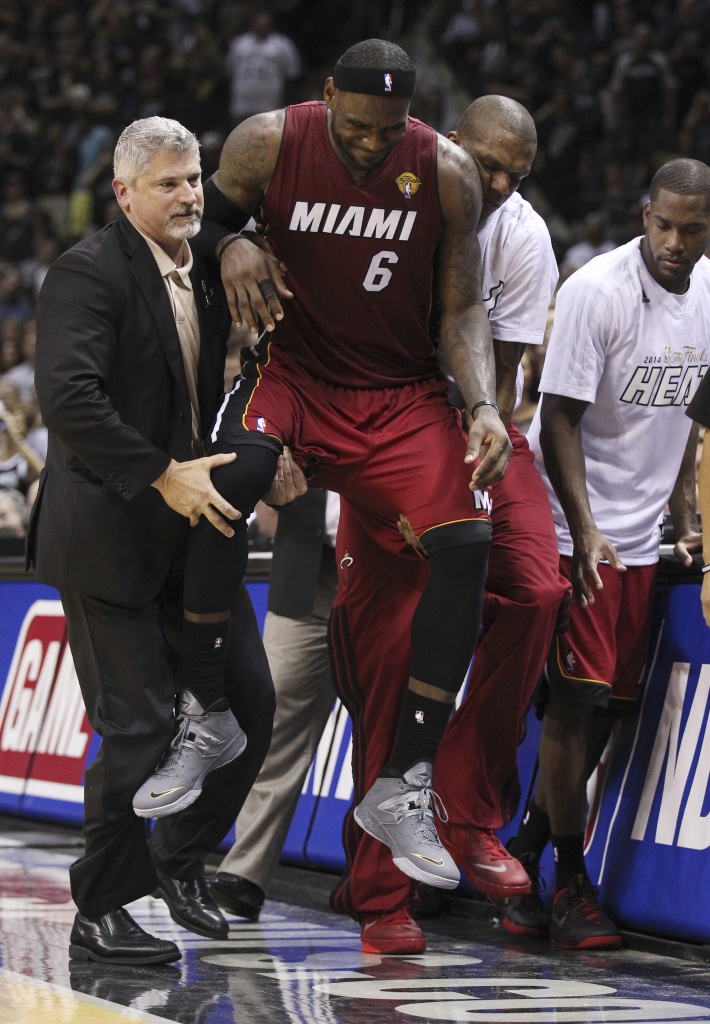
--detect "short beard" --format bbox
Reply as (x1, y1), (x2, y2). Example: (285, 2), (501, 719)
(165, 207), (203, 240)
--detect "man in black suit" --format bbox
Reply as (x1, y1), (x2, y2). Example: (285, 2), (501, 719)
(30, 117), (281, 965)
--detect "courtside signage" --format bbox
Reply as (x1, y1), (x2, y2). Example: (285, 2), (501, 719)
(585, 581), (710, 942)
(0, 599), (90, 808)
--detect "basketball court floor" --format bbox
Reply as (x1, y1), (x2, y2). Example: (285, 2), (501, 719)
(2, 815), (710, 1024)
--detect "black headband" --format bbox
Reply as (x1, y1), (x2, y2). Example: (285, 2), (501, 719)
(333, 60), (416, 97)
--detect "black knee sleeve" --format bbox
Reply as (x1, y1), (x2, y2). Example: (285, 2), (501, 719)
(208, 440), (281, 514)
(410, 520), (491, 692)
(183, 443), (279, 614)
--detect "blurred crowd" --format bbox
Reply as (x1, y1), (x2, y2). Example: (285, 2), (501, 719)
(2, 0), (710, 539)
(436, 0), (710, 245)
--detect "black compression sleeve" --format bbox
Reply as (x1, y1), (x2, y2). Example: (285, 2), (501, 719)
(191, 177), (253, 257)
(203, 177), (252, 233)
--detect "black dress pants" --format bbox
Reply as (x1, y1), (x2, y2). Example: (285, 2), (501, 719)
(61, 580), (274, 917)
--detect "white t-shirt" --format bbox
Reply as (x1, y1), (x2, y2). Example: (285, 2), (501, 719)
(226, 32), (302, 118)
(324, 490), (340, 548)
(528, 238), (710, 564)
(478, 191), (558, 406)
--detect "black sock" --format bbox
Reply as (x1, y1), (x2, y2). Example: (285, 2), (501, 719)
(552, 832), (586, 892)
(508, 800), (551, 861)
(387, 690), (452, 775)
(180, 618), (230, 709)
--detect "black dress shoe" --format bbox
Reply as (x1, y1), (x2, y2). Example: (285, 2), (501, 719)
(69, 908), (181, 965)
(155, 873), (229, 939)
(208, 872), (265, 922)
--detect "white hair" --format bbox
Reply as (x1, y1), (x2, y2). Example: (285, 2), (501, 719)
(114, 117), (200, 185)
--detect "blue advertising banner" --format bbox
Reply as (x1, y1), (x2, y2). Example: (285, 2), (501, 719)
(2, 566), (709, 943)
(584, 579), (710, 942)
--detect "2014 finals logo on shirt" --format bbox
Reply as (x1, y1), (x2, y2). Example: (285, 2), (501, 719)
(620, 345), (708, 406)
(395, 172), (421, 200)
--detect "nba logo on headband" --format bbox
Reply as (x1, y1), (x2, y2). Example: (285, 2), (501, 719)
(384, 72), (393, 93)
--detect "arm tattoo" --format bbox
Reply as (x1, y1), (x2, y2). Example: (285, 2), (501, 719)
(219, 111), (284, 209)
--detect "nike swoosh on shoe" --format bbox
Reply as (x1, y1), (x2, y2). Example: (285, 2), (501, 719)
(150, 787), (185, 799)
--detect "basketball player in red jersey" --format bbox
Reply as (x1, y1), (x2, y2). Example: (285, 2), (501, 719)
(133, 39), (516, 911)
(329, 96), (570, 953)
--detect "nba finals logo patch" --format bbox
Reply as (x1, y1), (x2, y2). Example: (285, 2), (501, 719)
(257, 416), (266, 433)
(396, 172), (421, 200)
(415, 710), (425, 725)
(384, 72), (393, 93)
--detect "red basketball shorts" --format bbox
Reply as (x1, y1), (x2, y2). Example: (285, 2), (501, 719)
(547, 557), (658, 709)
(213, 348), (491, 548)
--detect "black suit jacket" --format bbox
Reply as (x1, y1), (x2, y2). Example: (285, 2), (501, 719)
(29, 214), (231, 605)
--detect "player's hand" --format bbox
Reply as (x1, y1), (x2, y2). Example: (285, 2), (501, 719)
(220, 236), (293, 334)
(262, 446), (308, 506)
(464, 406), (511, 489)
(571, 526), (626, 608)
(673, 529), (702, 568)
(152, 453), (241, 537)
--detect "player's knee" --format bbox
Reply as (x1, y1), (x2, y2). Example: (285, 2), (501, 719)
(421, 520), (491, 598)
(210, 442), (280, 513)
(420, 519), (491, 564)
(543, 698), (596, 735)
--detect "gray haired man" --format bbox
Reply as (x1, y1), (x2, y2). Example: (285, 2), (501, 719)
(31, 117), (296, 964)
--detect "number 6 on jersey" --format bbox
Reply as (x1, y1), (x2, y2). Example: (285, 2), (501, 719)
(363, 250), (399, 292)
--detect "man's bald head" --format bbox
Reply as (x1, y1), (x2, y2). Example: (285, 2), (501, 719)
(455, 95), (537, 147)
(449, 96), (537, 223)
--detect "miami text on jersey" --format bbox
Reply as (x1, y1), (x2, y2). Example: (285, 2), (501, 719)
(288, 202), (418, 240)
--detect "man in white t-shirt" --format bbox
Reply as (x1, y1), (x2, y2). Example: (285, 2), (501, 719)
(507, 157), (710, 951)
(225, 12), (302, 124)
(328, 96), (569, 954)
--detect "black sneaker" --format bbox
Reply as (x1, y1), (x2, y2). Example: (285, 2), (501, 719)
(500, 854), (549, 938)
(550, 874), (622, 950)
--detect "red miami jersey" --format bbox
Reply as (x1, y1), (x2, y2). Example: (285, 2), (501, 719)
(260, 101), (443, 388)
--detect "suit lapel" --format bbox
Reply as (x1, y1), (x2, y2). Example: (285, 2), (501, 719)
(191, 259), (228, 426)
(116, 216), (189, 398)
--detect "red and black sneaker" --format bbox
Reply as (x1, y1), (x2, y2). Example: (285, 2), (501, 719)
(443, 824), (532, 899)
(500, 854), (550, 938)
(360, 907), (426, 955)
(550, 874), (622, 950)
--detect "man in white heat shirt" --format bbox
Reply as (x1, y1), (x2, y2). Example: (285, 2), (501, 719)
(506, 157), (710, 951)
(328, 95), (568, 955)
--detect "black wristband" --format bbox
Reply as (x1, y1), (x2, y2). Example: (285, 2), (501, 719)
(471, 400), (499, 418)
(216, 234), (243, 261)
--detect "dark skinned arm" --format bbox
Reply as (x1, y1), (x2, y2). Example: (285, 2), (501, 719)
(669, 420), (701, 567)
(494, 339), (526, 428)
(539, 392), (626, 607)
(698, 431), (710, 626)
(209, 110), (293, 332)
(435, 135), (511, 489)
